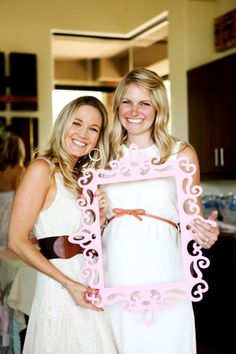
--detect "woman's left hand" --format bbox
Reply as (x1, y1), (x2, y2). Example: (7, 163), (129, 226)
(191, 210), (220, 249)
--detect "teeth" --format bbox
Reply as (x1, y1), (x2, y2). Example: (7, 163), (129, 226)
(127, 118), (143, 123)
(73, 140), (86, 147)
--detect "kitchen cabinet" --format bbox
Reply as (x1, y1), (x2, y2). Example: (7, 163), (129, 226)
(187, 53), (236, 179)
(193, 234), (236, 354)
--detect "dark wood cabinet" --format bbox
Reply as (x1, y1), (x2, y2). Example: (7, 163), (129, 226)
(193, 235), (236, 354)
(187, 53), (236, 179)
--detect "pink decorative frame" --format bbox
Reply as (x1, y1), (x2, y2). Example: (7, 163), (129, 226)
(69, 144), (213, 323)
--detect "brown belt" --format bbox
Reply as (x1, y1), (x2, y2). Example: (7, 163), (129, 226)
(38, 235), (84, 260)
(109, 208), (180, 231)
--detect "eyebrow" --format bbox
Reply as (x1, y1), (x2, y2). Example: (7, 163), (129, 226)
(122, 97), (152, 103)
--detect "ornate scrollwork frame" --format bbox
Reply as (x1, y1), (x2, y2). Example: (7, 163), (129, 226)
(69, 144), (212, 323)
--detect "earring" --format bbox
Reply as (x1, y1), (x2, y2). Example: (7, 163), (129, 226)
(89, 148), (101, 162)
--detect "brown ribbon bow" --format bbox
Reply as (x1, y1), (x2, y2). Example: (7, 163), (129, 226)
(112, 208), (146, 221)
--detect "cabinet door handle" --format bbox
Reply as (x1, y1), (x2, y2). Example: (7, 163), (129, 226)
(220, 147), (224, 166)
(214, 148), (218, 167)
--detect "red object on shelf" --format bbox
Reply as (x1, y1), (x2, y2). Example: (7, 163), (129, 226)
(0, 95), (37, 103)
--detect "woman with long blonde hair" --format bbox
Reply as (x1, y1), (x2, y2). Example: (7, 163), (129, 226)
(9, 96), (117, 354)
(102, 68), (219, 354)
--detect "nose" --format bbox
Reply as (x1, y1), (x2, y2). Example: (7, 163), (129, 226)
(78, 125), (88, 138)
(130, 104), (139, 116)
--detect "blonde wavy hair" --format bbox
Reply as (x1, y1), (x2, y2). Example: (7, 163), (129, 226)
(109, 67), (178, 163)
(36, 96), (109, 195)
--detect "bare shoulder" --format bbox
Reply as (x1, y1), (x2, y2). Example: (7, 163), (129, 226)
(177, 142), (199, 165)
(21, 158), (52, 186)
(177, 142), (201, 185)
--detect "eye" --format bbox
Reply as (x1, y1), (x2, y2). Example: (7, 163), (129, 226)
(140, 102), (151, 106)
(89, 127), (99, 133)
(121, 99), (131, 104)
(73, 120), (81, 126)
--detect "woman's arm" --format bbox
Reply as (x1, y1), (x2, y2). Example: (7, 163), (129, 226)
(178, 144), (219, 249)
(8, 159), (101, 310)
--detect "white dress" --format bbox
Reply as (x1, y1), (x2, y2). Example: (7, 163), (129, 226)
(23, 172), (117, 354)
(102, 144), (196, 354)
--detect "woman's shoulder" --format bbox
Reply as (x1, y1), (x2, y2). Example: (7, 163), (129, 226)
(34, 157), (55, 169)
(29, 157), (56, 172)
(177, 142), (199, 164)
(25, 158), (53, 180)
(16, 158), (55, 194)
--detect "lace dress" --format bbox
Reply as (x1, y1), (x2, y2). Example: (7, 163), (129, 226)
(102, 143), (196, 354)
(0, 191), (15, 247)
(23, 172), (117, 354)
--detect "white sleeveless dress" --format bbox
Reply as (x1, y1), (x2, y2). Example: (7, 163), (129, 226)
(102, 144), (196, 354)
(23, 172), (117, 354)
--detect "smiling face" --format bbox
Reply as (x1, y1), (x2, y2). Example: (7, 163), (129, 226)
(65, 104), (102, 165)
(118, 83), (156, 147)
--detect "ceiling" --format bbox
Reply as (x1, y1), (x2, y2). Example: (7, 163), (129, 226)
(52, 37), (132, 60)
(52, 13), (168, 84)
(52, 17), (168, 60)
(51, 2), (217, 83)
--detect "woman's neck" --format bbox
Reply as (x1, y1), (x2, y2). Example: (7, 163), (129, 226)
(126, 136), (154, 149)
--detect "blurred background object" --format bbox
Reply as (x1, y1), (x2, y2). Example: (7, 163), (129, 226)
(0, 133), (25, 247)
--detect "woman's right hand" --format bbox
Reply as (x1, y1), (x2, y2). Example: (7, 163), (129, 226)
(94, 188), (108, 226)
(65, 279), (103, 311)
